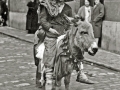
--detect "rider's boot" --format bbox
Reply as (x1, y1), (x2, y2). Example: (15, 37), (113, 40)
(76, 62), (97, 84)
(76, 70), (98, 84)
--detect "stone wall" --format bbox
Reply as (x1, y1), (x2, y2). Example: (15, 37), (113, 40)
(9, 0), (30, 30)
(9, 0), (29, 13)
(101, 0), (120, 54)
(104, 0), (120, 21)
(9, 12), (27, 30)
(102, 21), (120, 54)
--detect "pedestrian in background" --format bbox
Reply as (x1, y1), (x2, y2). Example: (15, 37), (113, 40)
(77, 0), (92, 23)
(26, 0), (38, 34)
(76, 0), (95, 41)
(92, 0), (104, 46)
(0, 0), (8, 26)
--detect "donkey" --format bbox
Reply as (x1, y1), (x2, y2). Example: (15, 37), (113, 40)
(52, 20), (98, 90)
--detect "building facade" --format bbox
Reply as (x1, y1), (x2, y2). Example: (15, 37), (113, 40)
(8, 0), (80, 30)
(101, 0), (120, 54)
(8, 0), (120, 53)
(8, 0), (30, 30)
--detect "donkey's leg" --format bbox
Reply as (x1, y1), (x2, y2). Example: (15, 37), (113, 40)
(55, 79), (62, 90)
(36, 59), (45, 88)
(76, 62), (88, 82)
(64, 74), (71, 90)
(79, 62), (84, 71)
(39, 61), (45, 86)
(45, 68), (54, 90)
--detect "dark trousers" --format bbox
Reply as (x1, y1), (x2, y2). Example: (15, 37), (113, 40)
(1, 13), (7, 26)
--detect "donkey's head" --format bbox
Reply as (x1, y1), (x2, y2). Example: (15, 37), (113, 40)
(74, 22), (98, 56)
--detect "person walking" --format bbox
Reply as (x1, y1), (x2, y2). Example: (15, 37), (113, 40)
(26, 0), (38, 34)
(92, 0), (104, 46)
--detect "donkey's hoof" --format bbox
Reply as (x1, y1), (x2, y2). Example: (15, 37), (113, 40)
(39, 79), (45, 86)
(36, 83), (43, 88)
(36, 80), (45, 88)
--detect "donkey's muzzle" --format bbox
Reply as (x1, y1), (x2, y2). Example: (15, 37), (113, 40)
(88, 48), (98, 56)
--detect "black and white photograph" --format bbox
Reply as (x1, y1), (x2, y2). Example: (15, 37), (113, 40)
(0, 0), (120, 90)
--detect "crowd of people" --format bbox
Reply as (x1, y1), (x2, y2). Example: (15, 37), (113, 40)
(30, 0), (105, 89)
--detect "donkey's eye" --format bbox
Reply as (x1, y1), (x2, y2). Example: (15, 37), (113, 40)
(80, 31), (88, 35)
(84, 32), (88, 34)
(80, 31), (85, 34)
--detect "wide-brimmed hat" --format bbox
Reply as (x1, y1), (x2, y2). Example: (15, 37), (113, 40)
(65, 0), (74, 2)
(57, 0), (74, 2)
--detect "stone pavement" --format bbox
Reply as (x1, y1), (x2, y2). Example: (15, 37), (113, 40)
(0, 26), (120, 72)
(0, 33), (120, 90)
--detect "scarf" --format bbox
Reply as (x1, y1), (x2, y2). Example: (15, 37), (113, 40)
(40, 0), (59, 17)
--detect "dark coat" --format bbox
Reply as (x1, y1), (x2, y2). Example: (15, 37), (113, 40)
(0, 0), (7, 14)
(0, 0), (4, 15)
(0, 0), (8, 26)
(26, 1), (38, 34)
(40, 4), (72, 38)
(91, 3), (105, 38)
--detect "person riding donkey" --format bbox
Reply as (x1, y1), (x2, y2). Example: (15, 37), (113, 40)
(34, 0), (96, 89)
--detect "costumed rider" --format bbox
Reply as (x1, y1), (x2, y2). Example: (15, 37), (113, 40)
(34, 0), (94, 89)
(34, 0), (72, 88)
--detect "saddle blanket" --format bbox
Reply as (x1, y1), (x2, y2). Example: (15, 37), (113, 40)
(36, 34), (65, 60)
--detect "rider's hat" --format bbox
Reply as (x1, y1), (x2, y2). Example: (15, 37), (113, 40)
(57, 0), (74, 2)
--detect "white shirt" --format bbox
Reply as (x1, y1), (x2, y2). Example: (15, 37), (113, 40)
(85, 6), (91, 23)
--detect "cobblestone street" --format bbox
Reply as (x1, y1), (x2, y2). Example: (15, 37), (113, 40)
(0, 34), (120, 90)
